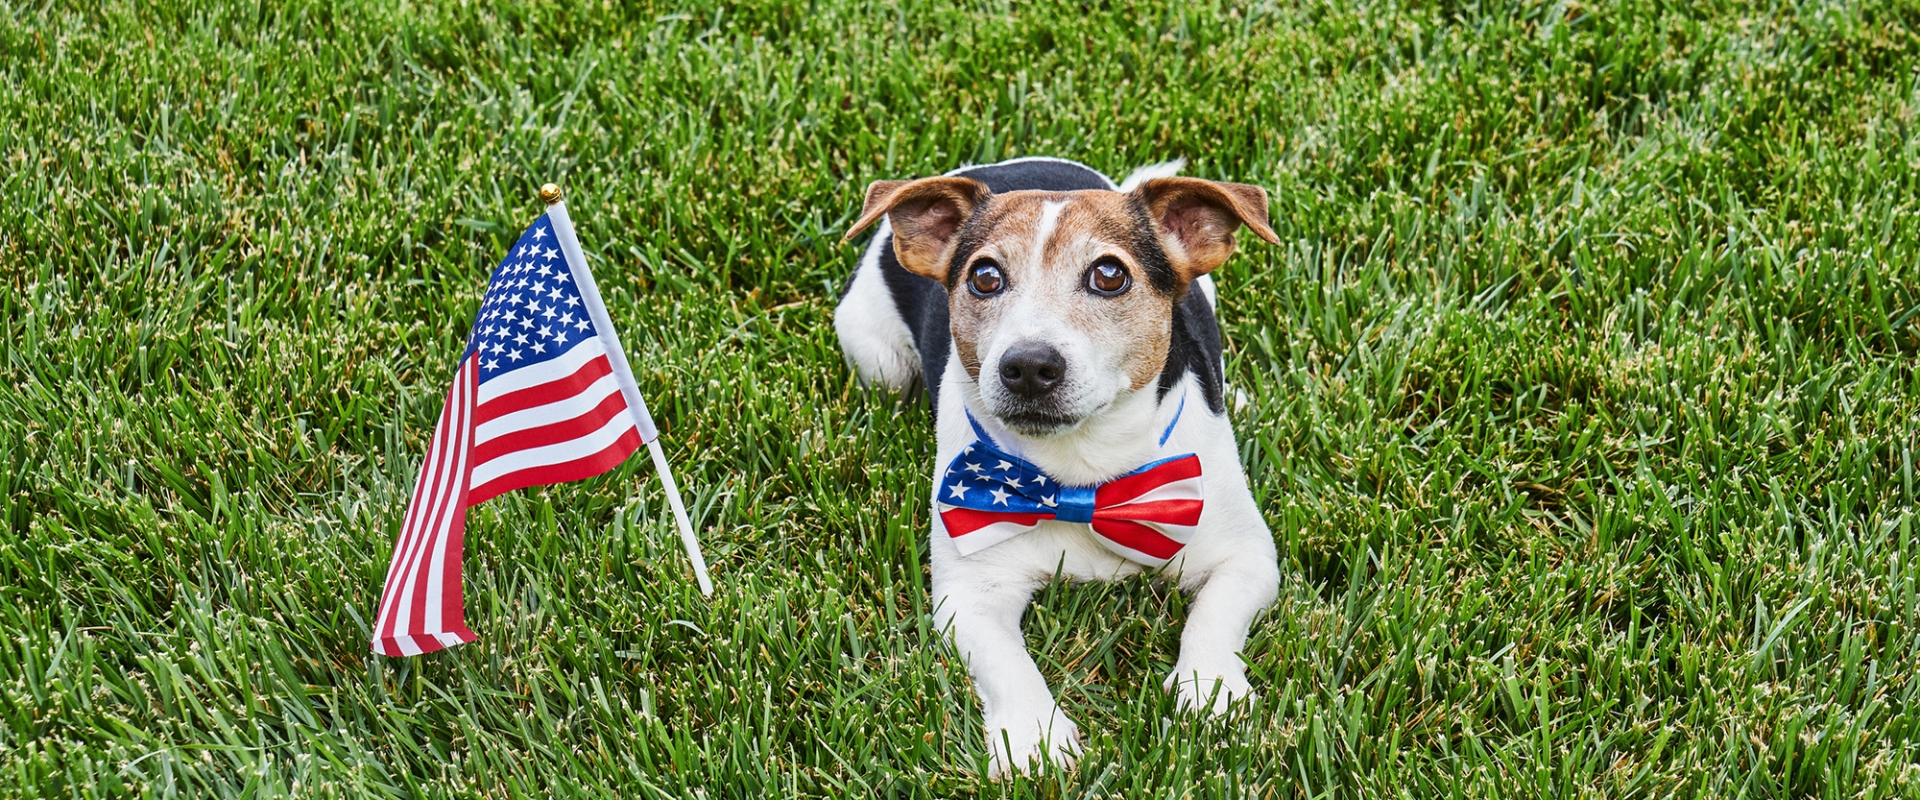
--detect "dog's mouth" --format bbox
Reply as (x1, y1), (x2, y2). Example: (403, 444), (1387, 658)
(995, 410), (1081, 436)
(986, 399), (1094, 437)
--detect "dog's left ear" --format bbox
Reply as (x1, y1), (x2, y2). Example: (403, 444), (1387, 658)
(1132, 178), (1280, 280)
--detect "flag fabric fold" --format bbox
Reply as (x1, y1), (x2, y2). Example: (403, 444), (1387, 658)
(372, 208), (659, 657)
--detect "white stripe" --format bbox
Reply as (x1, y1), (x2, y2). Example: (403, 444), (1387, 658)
(940, 514), (1034, 557)
(420, 361), (475, 639)
(1104, 474), (1205, 510)
(1098, 539), (1175, 567)
(468, 408), (636, 489)
(476, 337), (608, 403)
(473, 370), (622, 445)
(378, 390), (447, 637)
(389, 372), (451, 645)
(393, 361), (469, 646)
(381, 366), (466, 649)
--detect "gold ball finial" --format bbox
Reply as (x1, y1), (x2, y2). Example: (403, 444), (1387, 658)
(539, 183), (564, 205)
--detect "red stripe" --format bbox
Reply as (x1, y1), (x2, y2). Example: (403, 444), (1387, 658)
(378, 360), (470, 644)
(374, 633), (447, 657)
(377, 382), (451, 642)
(940, 507), (1050, 537)
(1095, 498), (1202, 527)
(402, 359), (472, 643)
(375, 392), (447, 640)
(467, 426), (642, 505)
(406, 359), (477, 646)
(470, 387), (628, 466)
(1089, 518), (1184, 560)
(1095, 455), (1201, 507)
(438, 374), (476, 640)
(474, 354), (613, 423)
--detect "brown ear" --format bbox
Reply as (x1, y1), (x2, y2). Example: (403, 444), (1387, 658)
(844, 176), (990, 282)
(1132, 177), (1279, 279)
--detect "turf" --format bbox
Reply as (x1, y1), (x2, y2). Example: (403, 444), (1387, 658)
(4, 0), (1920, 796)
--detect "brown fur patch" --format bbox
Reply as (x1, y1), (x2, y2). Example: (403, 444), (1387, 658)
(947, 191), (1178, 392)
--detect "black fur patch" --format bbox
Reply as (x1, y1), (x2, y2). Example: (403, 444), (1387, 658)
(954, 158), (1115, 194)
(876, 243), (952, 409)
(1123, 198), (1179, 296)
(1161, 288), (1227, 414)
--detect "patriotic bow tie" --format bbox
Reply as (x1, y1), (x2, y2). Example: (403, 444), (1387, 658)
(937, 413), (1204, 566)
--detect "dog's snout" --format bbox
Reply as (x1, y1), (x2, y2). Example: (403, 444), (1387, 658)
(998, 342), (1066, 398)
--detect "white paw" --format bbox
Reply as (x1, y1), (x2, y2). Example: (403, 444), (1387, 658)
(1165, 666), (1255, 716)
(984, 708), (1081, 779)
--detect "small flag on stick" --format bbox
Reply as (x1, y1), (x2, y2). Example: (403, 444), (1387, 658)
(372, 184), (713, 658)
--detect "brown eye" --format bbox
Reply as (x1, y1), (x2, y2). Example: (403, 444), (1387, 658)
(968, 261), (1005, 296)
(1086, 259), (1130, 296)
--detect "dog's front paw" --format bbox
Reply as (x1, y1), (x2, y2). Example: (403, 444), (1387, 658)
(984, 708), (1081, 779)
(1165, 666), (1255, 716)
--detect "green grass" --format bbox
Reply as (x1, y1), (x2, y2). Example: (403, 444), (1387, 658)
(4, 0), (1920, 796)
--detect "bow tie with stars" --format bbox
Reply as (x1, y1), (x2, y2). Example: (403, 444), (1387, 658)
(934, 427), (1204, 567)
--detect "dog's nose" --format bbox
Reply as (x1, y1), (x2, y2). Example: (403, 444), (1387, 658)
(998, 342), (1066, 398)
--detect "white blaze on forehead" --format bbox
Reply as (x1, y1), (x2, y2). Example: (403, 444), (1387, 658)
(1032, 200), (1067, 255)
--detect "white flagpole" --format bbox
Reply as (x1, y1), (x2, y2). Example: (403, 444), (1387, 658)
(542, 184), (715, 596)
(645, 438), (713, 595)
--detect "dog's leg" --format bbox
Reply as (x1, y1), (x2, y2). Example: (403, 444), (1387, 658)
(834, 221), (921, 392)
(1165, 557), (1279, 715)
(933, 577), (1081, 778)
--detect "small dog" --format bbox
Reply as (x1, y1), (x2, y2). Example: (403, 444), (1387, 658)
(837, 157), (1280, 777)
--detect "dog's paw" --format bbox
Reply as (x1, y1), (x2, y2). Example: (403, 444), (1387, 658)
(1165, 666), (1255, 717)
(984, 708), (1081, 779)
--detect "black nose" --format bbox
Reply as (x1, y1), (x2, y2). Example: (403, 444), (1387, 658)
(998, 342), (1066, 398)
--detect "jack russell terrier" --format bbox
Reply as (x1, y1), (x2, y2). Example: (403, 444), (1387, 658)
(836, 157), (1280, 777)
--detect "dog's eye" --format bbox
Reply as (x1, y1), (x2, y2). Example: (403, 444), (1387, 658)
(968, 261), (1005, 296)
(1086, 259), (1130, 296)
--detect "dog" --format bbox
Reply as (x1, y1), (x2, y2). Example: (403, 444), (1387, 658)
(836, 157), (1280, 777)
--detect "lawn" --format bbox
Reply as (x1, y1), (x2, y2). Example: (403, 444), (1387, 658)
(4, 0), (1920, 796)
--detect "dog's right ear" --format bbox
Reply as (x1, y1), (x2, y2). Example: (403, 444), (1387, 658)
(844, 176), (990, 283)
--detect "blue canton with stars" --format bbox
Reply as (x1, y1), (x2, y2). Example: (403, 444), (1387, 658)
(463, 214), (598, 377)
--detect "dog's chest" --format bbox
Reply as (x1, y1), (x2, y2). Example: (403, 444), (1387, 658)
(929, 362), (1227, 581)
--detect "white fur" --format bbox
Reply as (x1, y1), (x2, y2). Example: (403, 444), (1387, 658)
(1032, 200), (1067, 250)
(834, 218), (920, 391)
(1118, 158), (1188, 192)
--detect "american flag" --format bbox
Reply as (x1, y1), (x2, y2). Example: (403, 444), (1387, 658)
(937, 419), (1205, 566)
(372, 207), (661, 657)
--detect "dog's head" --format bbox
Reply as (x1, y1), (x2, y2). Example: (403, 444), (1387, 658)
(845, 174), (1279, 436)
